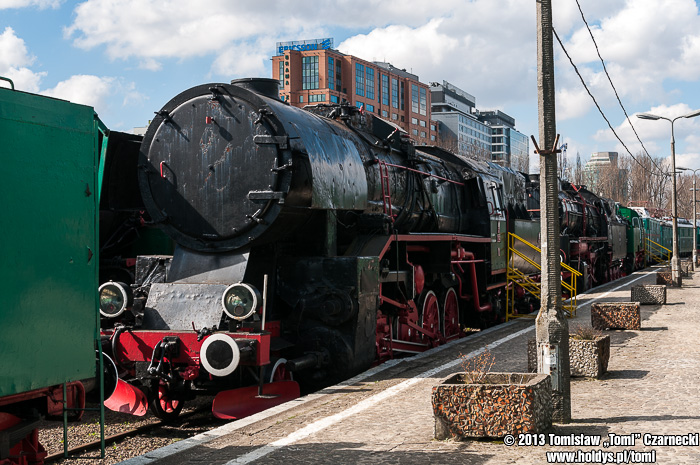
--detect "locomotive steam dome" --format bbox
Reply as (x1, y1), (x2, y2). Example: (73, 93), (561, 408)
(138, 80), (294, 251)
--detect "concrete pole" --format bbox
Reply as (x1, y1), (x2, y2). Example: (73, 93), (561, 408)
(670, 122), (681, 286)
(536, 0), (571, 423)
(694, 177), (697, 271)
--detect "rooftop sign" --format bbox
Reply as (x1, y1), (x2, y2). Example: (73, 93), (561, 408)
(276, 38), (333, 55)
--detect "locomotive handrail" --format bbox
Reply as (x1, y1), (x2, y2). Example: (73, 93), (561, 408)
(382, 161), (465, 186)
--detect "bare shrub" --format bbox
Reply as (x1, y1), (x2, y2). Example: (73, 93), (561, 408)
(459, 349), (496, 384)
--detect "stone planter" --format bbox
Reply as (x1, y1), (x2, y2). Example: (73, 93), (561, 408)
(568, 335), (610, 378)
(591, 302), (641, 330)
(630, 284), (666, 305)
(432, 372), (552, 439)
(657, 268), (681, 286)
(680, 261), (692, 276)
(527, 336), (610, 378)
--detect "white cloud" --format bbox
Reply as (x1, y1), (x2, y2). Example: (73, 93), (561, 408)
(41, 74), (114, 110)
(0, 0), (60, 9)
(674, 152), (700, 171)
(210, 40), (271, 79)
(338, 1), (535, 108)
(556, 0), (700, 115)
(63, 0), (466, 64)
(62, 0), (536, 110)
(0, 27), (45, 92)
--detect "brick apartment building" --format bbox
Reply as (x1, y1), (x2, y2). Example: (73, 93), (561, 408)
(272, 38), (437, 146)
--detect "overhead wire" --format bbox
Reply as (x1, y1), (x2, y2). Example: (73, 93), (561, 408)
(552, 26), (664, 178)
(572, 0), (663, 175)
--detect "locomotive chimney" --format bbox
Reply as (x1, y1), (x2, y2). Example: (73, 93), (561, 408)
(230, 78), (280, 100)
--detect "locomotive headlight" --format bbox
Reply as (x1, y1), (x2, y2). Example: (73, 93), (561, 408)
(98, 281), (132, 318)
(221, 283), (260, 320)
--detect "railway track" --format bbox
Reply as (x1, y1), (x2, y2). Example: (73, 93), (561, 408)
(44, 408), (206, 463)
(38, 398), (218, 465)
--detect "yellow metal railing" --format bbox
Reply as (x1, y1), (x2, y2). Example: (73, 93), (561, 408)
(645, 238), (671, 264)
(506, 233), (582, 321)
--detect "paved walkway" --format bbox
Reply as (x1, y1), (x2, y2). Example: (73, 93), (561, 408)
(124, 267), (700, 464)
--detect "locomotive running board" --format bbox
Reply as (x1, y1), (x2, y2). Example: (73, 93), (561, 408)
(212, 381), (300, 420)
(104, 379), (148, 416)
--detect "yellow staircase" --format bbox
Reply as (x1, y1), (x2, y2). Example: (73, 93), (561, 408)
(506, 233), (582, 321)
(645, 238), (671, 264)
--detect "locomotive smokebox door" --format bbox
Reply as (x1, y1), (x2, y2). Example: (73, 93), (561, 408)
(138, 82), (294, 252)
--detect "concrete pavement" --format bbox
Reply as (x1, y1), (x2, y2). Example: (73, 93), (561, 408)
(123, 266), (700, 465)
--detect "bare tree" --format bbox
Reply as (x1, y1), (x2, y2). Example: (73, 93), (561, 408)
(589, 153), (634, 204)
(674, 173), (694, 219)
(626, 152), (669, 215)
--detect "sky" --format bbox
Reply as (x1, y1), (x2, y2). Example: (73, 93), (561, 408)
(2, 0), (700, 174)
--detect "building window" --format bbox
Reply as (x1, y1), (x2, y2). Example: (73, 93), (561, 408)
(302, 56), (319, 90)
(412, 128), (418, 135)
(431, 135), (436, 141)
(430, 124), (436, 131)
(366, 103), (374, 112)
(419, 87), (427, 116)
(391, 78), (398, 109)
(381, 75), (389, 106)
(366, 67), (375, 100)
(355, 63), (365, 97)
(309, 94), (325, 102)
(392, 113), (398, 120)
(400, 82), (405, 110)
(336, 62), (342, 91)
(411, 84), (419, 113)
(382, 110), (388, 117)
(278, 60), (284, 85)
(420, 131), (426, 138)
(411, 117), (418, 124)
(419, 120), (426, 127)
(299, 95), (304, 103)
(331, 95), (339, 103)
(328, 57), (334, 90)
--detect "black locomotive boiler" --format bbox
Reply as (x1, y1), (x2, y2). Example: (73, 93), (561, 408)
(99, 78), (529, 419)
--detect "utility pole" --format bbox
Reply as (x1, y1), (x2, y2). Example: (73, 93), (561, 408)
(535, 0), (571, 423)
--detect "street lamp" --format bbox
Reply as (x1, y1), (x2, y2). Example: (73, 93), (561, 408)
(637, 109), (700, 285)
(678, 166), (700, 271)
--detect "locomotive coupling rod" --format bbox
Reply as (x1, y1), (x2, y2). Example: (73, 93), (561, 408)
(530, 134), (561, 156)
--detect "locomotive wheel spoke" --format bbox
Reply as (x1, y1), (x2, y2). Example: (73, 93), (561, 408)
(442, 287), (460, 339)
(419, 290), (440, 343)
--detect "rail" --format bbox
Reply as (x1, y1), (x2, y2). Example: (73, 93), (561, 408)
(506, 232), (582, 321)
(645, 237), (671, 264)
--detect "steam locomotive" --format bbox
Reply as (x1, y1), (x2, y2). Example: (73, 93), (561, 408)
(97, 78), (691, 420)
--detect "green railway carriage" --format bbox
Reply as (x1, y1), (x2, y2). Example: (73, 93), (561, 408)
(677, 219), (694, 256)
(0, 79), (104, 461)
(656, 219), (692, 257)
(0, 84), (102, 396)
